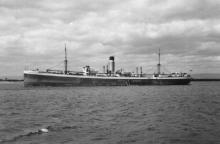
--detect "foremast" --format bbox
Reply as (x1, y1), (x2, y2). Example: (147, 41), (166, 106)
(64, 44), (68, 74)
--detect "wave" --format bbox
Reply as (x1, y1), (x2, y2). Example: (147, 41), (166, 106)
(0, 125), (80, 143)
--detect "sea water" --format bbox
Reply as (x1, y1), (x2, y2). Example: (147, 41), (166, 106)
(0, 82), (219, 144)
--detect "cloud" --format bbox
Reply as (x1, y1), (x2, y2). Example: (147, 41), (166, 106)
(1, 0), (220, 76)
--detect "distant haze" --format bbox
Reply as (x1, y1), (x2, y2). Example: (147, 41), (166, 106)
(1, 0), (220, 76)
(192, 73), (220, 79)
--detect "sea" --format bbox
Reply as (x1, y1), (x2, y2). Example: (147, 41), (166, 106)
(0, 82), (219, 144)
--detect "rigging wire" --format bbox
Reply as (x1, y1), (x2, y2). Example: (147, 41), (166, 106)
(46, 61), (64, 70)
(162, 65), (171, 73)
(144, 65), (156, 74)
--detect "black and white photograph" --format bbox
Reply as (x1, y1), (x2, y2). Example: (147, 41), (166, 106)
(0, 0), (220, 143)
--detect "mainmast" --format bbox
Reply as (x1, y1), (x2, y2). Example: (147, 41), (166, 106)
(157, 49), (161, 74)
(64, 44), (68, 74)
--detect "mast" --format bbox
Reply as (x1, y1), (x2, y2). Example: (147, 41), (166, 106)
(64, 44), (68, 74)
(157, 49), (161, 74)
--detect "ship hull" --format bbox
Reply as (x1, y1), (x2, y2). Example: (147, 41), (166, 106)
(24, 71), (191, 86)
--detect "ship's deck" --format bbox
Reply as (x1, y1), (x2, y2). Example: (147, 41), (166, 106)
(24, 70), (191, 80)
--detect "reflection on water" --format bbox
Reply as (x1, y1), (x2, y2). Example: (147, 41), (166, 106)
(0, 82), (220, 144)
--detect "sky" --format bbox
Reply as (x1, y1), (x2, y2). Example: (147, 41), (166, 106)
(1, 0), (220, 77)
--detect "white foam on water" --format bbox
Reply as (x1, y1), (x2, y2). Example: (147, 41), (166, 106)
(40, 128), (49, 133)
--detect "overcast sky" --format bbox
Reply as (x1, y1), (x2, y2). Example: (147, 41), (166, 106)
(1, 0), (220, 76)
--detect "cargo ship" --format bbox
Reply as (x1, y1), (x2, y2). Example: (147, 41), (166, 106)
(24, 46), (191, 86)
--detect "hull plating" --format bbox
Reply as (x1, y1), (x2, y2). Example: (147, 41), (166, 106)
(24, 72), (191, 86)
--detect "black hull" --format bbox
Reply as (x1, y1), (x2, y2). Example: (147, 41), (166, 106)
(24, 73), (191, 87)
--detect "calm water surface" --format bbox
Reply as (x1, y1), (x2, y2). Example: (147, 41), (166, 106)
(0, 82), (220, 144)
